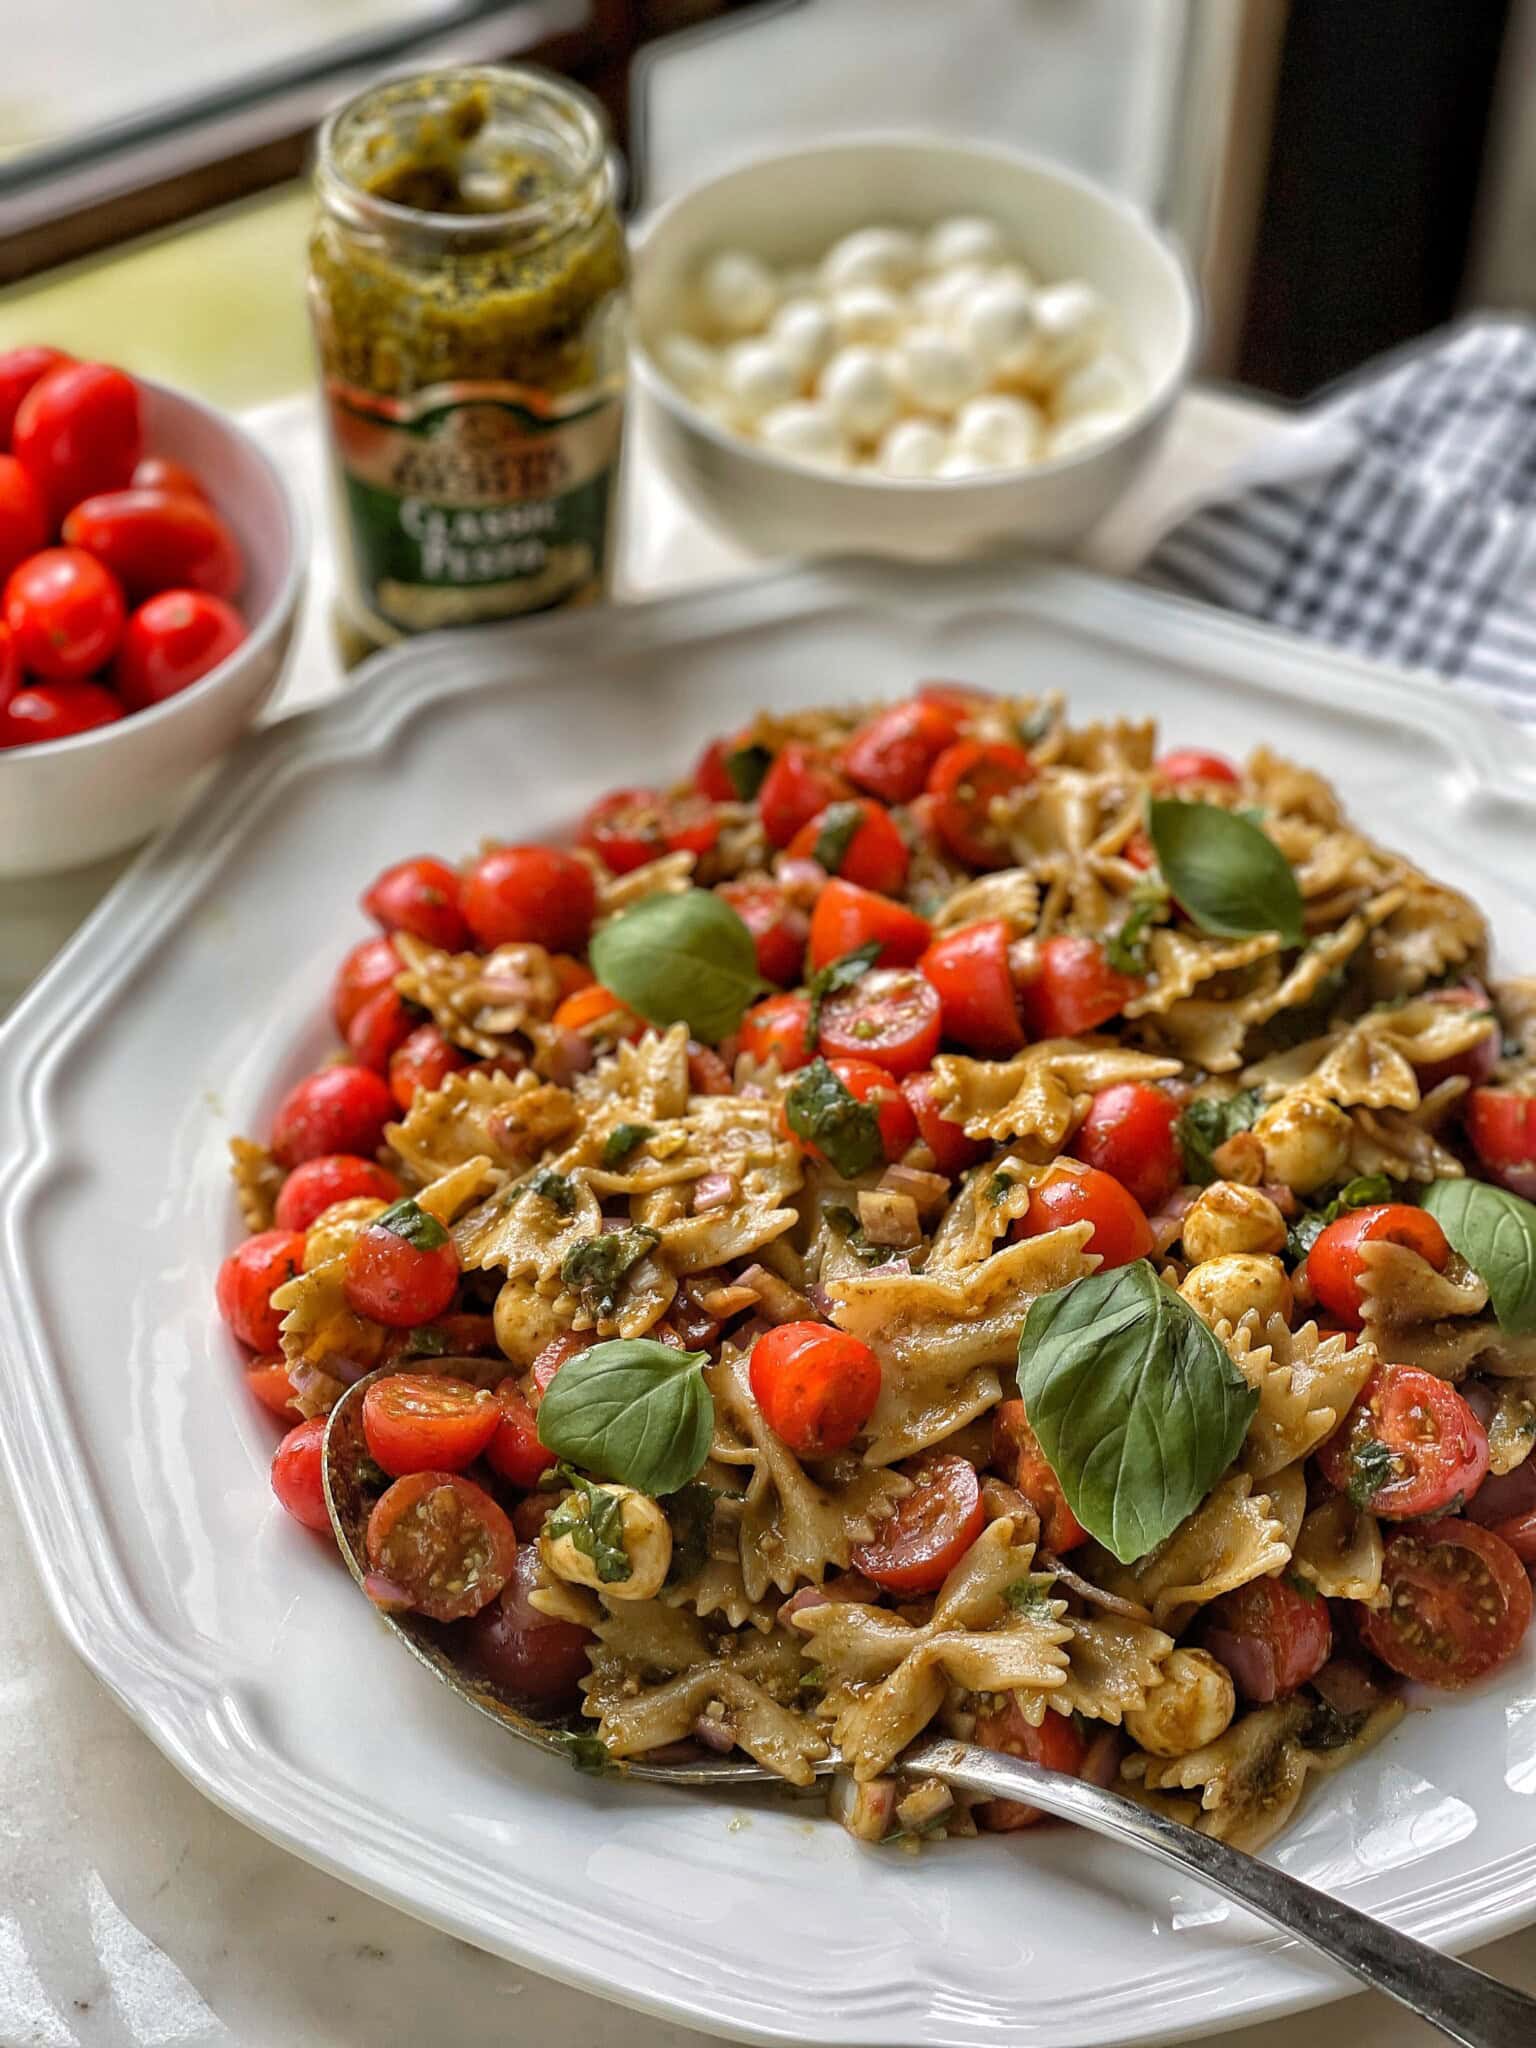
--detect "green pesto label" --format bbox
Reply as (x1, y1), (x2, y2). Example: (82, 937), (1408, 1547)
(326, 378), (623, 633)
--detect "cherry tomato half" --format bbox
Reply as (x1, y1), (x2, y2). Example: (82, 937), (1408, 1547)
(245, 1356), (301, 1422)
(344, 1198), (460, 1328)
(758, 743), (850, 848)
(580, 786), (720, 874)
(992, 1399), (1086, 1552)
(1012, 1162), (1153, 1270)
(926, 739), (1035, 869)
(739, 992), (815, 1071)
(1317, 1364), (1488, 1519)
(1467, 1089), (1536, 1200)
(274, 1154), (402, 1232)
(216, 1228), (306, 1352)
(842, 697), (963, 804)
(331, 935), (402, 1037)
(899, 1069), (988, 1177)
(462, 844), (596, 953)
(0, 346), (70, 449)
(1016, 935), (1141, 1039)
(788, 797), (909, 896)
(1156, 748), (1240, 788)
(1305, 1204), (1450, 1329)
(829, 1057), (918, 1164)
(808, 877), (931, 971)
(1070, 1081), (1182, 1212)
(361, 855), (469, 951)
(271, 1064), (395, 1167)
(271, 1416), (331, 1533)
(345, 986), (416, 1074)
(0, 455), (47, 581)
(817, 966), (941, 1077)
(749, 1321), (882, 1457)
(113, 589), (245, 710)
(365, 1470), (517, 1622)
(972, 1696), (1087, 1830)
(62, 487), (243, 601)
(852, 1453), (985, 1594)
(484, 1378), (558, 1489)
(918, 919), (1024, 1058)
(12, 360), (143, 517)
(465, 1542), (593, 1705)
(0, 680), (123, 748)
(1203, 1576), (1332, 1702)
(362, 1372), (500, 1476)
(5, 547), (125, 681)
(1359, 1518), (1532, 1688)
(717, 879), (808, 986)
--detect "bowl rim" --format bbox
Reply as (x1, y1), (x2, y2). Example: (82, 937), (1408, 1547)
(0, 372), (306, 763)
(628, 129), (1201, 494)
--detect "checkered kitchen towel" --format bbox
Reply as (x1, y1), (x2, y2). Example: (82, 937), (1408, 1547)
(1144, 318), (1536, 720)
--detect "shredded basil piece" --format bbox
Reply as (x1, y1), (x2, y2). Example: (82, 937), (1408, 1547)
(663, 1481), (718, 1586)
(1147, 797), (1304, 947)
(1302, 1698), (1368, 1752)
(785, 1057), (883, 1180)
(546, 1468), (632, 1583)
(556, 1731), (614, 1774)
(826, 1201), (887, 1265)
(536, 1337), (713, 1495)
(1105, 877), (1171, 975)
(812, 800), (868, 875)
(986, 1172), (1016, 1204)
(524, 1167), (577, 1215)
(724, 742), (772, 801)
(559, 1226), (660, 1319)
(804, 940), (882, 1047)
(1176, 1089), (1262, 1186)
(1286, 1175), (1397, 1264)
(1004, 1576), (1056, 1616)
(1015, 704), (1055, 747)
(1346, 1433), (1398, 1510)
(373, 1195), (449, 1251)
(602, 1122), (655, 1168)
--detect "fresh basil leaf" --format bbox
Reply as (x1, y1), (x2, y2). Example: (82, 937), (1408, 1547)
(1015, 704), (1055, 748)
(397, 1325), (451, 1358)
(1176, 1089), (1261, 1186)
(804, 940), (882, 1046)
(1105, 877), (1171, 976)
(373, 1196), (449, 1251)
(785, 1057), (883, 1179)
(546, 1467), (632, 1583)
(536, 1337), (714, 1495)
(724, 741), (772, 802)
(1302, 1698), (1368, 1752)
(797, 1665), (825, 1692)
(524, 1166), (576, 1215)
(1286, 1174), (1398, 1263)
(662, 1480), (717, 1586)
(813, 800), (867, 875)
(1004, 1575), (1056, 1616)
(825, 1201), (886, 1265)
(985, 1172), (1016, 1203)
(589, 888), (764, 1042)
(1147, 797), (1304, 947)
(1017, 1260), (1257, 1564)
(556, 1730), (614, 1774)
(1345, 1433), (1397, 1510)
(559, 1227), (660, 1319)
(602, 1122), (655, 1168)
(1422, 1176), (1536, 1335)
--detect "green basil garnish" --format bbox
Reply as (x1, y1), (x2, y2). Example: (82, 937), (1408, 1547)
(1017, 1260), (1257, 1564)
(1422, 1177), (1536, 1334)
(1286, 1174), (1396, 1263)
(556, 1730), (614, 1774)
(1015, 705), (1055, 747)
(546, 1468), (632, 1583)
(524, 1166), (577, 1215)
(1105, 876), (1171, 975)
(785, 1057), (883, 1180)
(602, 1122), (655, 1168)
(589, 888), (763, 1043)
(825, 1201), (887, 1265)
(559, 1226), (660, 1319)
(1176, 1088), (1261, 1186)
(724, 741), (772, 801)
(804, 939), (881, 1047)
(1345, 1433), (1397, 1511)
(662, 1480), (717, 1586)
(812, 800), (867, 875)
(1147, 797), (1304, 947)
(536, 1336), (714, 1495)
(373, 1196), (449, 1251)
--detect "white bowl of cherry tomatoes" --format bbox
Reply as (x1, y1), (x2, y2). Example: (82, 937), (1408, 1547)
(0, 349), (303, 876)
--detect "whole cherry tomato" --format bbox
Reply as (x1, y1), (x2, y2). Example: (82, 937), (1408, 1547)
(271, 1064), (395, 1166)
(1011, 1162), (1153, 1269)
(0, 346), (70, 448)
(361, 1372), (500, 1475)
(1070, 1081), (1182, 1212)
(1467, 1088), (1536, 1199)
(992, 1399), (1086, 1551)
(1359, 1519), (1532, 1688)
(216, 1228), (306, 1351)
(271, 1417), (331, 1533)
(1305, 1204), (1449, 1328)
(389, 1023), (470, 1111)
(331, 934), (401, 1037)
(899, 1069), (988, 1176)
(717, 878), (808, 985)
(344, 1197), (461, 1327)
(462, 844), (595, 953)
(926, 739), (1035, 869)
(1156, 748), (1240, 788)
(132, 454), (208, 499)
(465, 1543), (593, 1705)
(788, 797), (910, 895)
(1203, 1576), (1332, 1701)
(758, 743), (850, 847)
(739, 992), (815, 1071)
(5, 547), (125, 680)
(1316, 1364), (1488, 1518)
(274, 1153), (402, 1232)
(918, 919), (1024, 1057)
(0, 622), (15, 710)
(971, 1698), (1087, 1831)
(361, 855), (469, 952)
(852, 1453), (985, 1593)
(580, 786), (720, 873)
(113, 589), (246, 710)
(61, 487), (243, 600)
(12, 360), (143, 517)
(842, 697), (963, 804)
(0, 456), (47, 581)
(749, 1321), (882, 1456)
(345, 986), (416, 1073)
(484, 1378), (557, 1488)
(817, 965), (941, 1076)
(808, 877), (930, 971)
(1016, 934), (1141, 1038)
(365, 1470), (516, 1621)
(0, 680), (122, 747)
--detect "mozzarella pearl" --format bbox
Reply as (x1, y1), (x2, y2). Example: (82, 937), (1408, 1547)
(876, 418), (949, 479)
(831, 285), (906, 347)
(1045, 410), (1132, 459)
(758, 401), (848, 469)
(910, 262), (989, 327)
(697, 249), (778, 335)
(720, 339), (800, 424)
(952, 392), (1042, 469)
(894, 327), (984, 416)
(656, 332), (721, 404)
(959, 274), (1041, 377)
(922, 214), (1007, 273)
(1054, 350), (1141, 419)
(817, 345), (900, 441)
(1030, 280), (1111, 378)
(819, 225), (921, 293)
(936, 448), (992, 479)
(769, 296), (836, 376)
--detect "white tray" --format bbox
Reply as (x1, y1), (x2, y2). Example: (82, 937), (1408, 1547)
(3, 560), (1536, 2048)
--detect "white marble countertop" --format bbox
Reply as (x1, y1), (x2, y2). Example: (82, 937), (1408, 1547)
(3, 392), (1533, 2047)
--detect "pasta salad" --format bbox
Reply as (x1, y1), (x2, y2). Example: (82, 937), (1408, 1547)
(219, 682), (1536, 1851)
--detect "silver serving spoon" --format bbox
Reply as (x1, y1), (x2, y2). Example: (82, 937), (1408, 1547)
(324, 1373), (1536, 2048)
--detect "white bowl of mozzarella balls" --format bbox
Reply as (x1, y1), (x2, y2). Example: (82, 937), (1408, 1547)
(630, 137), (1198, 559)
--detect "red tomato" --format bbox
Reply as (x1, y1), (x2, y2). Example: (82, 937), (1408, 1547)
(549, 984), (644, 1043)
(0, 346), (70, 448)
(830, 1057), (918, 1163)
(972, 1697), (1087, 1830)
(687, 1039), (733, 1093)
(61, 487), (243, 600)
(271, 1417), (331, 1533)
(758, 743), (850, 848)
(388, 1023), (470, 1111)
(1467, 1089), (1536, 1200)
(216, 1228), (306, 1351)
(899, 1069), (988, 1176)
(361, 1373), (500, 1476)
(132, 454), (207, 499)
(842, 698), (963, 803)
(1156, 748), (1240, 788)
(1071, 1082), (1182, 1211)
(274, 1154), (402, 1232)
(1491, 1509), (1536, 1564)
(0, 456), (47, 581)
(113, 589), (245, 709)
(1012, 1162), (1153, 1270)
(852, 1453), (985, 1593)
(1016, 935), (1141, 1038)
(918, 920), (1024, 1057)
(788, 798), (910, 895)
(465, 1542), (593, 1704)
(927, 739), (1035, 869)
(717, 879), (808, 985)
(331, 935), (401, 1037)
(485, 1378), (557, 1488)
(916, 679), (993, 715)
(1123, 827), (1156, 872)
(739, 992), (815, 1070)
(245, 1356), (301, 1422)
(580, 786), (721, 873)
(0, 622), (15, 710)
(365, 1470), (516, 1622)
(1359, 1519), (1532, 1687)
(462, 844), (596, 953)
(12, 361), (143, 517)
(1305, 1205), (1450, 1329)
(0, 680), (122, 747)
(749, 1321), (881, 1456)
(1317, 1365), (1489, 1519)
(527, 1332), (591, 1408)
(808, 877), (930, 971)
(5, 548), (125, 681)
(271, 1064), (394, 1167)
(549, 954), (595, 1001)
(817, 965), (941, 1077)
(345, 986), (415, 1073)
(1203, 1576), (1332, 1701)
(361, 855), (469, 951)
(992, 1399), (1086, 1551)
(344, 1199), (460, 1328)
(693, 734), (738, 802)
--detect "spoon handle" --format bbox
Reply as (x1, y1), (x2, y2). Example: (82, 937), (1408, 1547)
(901, 1738), (1536, 2048)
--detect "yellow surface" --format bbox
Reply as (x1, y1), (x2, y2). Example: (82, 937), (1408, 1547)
(0, 184), (315, 408)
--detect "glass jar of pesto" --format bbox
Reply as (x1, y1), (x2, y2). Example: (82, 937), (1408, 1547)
(310, 66), (627, 645)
